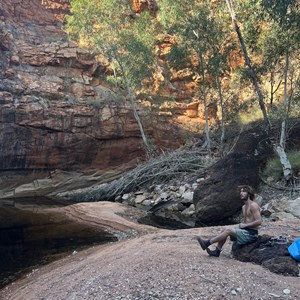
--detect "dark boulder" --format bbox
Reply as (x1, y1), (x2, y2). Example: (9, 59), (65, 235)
(232, 235), (299, 276)
(193, 152), (259, 226)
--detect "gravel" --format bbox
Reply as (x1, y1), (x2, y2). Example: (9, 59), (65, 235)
(1, 220), (299, 300)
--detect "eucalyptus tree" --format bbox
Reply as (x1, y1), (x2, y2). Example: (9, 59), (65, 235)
(225, 0), (270, 129)
(158, 0), (232, 154)
(238, 0), (300, 182)
(65, 0), (157, 155)
(205, 3), (234, 154)
(258, 0), (300, 182)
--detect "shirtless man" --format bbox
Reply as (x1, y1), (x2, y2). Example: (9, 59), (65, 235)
(197, 185), (262, 257)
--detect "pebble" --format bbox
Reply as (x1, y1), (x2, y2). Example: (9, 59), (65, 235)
(283, 288), (291, 295)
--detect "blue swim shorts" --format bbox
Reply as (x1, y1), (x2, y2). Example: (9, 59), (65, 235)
(234, 227), (258, 245)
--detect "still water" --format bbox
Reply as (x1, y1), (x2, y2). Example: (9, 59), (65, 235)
(0, 197), (117, 289)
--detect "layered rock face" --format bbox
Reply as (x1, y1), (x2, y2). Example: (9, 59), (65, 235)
(0, 1), (180, 172)
(0, 0), (207, 173)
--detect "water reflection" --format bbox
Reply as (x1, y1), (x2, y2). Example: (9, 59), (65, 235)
(0, 198), (117, 289)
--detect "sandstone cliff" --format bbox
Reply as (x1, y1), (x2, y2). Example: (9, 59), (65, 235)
(0, 0), (135, 171)
(0, 0), (205, 173)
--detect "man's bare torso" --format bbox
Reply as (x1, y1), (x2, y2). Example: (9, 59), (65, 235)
(242, 201), (261, 229)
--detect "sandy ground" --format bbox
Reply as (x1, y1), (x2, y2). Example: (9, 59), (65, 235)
(0, 202), (299, 300)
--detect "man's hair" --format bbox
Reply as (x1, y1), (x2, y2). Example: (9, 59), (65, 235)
(238, 185), (255, 200)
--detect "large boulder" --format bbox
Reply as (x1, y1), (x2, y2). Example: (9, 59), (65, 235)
(193, 152), (259, 225)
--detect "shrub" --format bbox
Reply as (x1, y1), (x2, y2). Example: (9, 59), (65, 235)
(87, 94), (122, 108)
(263, 150), (300, 181)
(289, 151), (300, 175)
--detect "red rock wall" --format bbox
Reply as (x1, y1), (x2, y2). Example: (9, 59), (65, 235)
(40, 0), (71, 22)
(0, 0), (137, 171)
(0, 0), (203, 172)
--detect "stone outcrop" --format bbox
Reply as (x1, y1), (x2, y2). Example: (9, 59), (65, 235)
(262, 197), (300, 221)
(132, 0), (158, 15)
(37, 0), (71, 22)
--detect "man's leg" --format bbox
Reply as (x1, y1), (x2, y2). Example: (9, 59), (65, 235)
(197, 227), (237, 257)
(210, 227), (237, 250)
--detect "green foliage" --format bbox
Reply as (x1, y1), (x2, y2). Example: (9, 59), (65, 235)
(263, 151), (300, 181)
(64, 0), (300, 138)
(105, 75), (124, 89)
(158, 0), (232, 81)
(239, 107), (265, 124)
(291, 79), (300, 115)
(157, 0), (193, 32)
(260, 0), (299, 27)
(65, 0), (157, 91)
(263, 156), (284, 181)
(247, 0), (300, 72)
(166, 45), (191, 70)
(158, 0), (211, 50)
(87, 94), (122, 108)
(233, 0), (299, 114)
(235, 66), (252, 84)
(285, 151), (300, 174)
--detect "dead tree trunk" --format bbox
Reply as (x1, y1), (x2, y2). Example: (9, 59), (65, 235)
(275, 47), (293, 183)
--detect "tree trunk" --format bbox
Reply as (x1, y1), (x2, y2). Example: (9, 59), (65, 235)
(216, 73), (225, 155)
(193, 30), (211, 154)
(199, 53), (211, 154)
(275, 145), (292, 182)
(113, 49), (152, 156)
(276, 46), (293, 182)
(269, 70), (282, 109)
(225, 0), (270, 130)
(280, 48), (289, 148)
